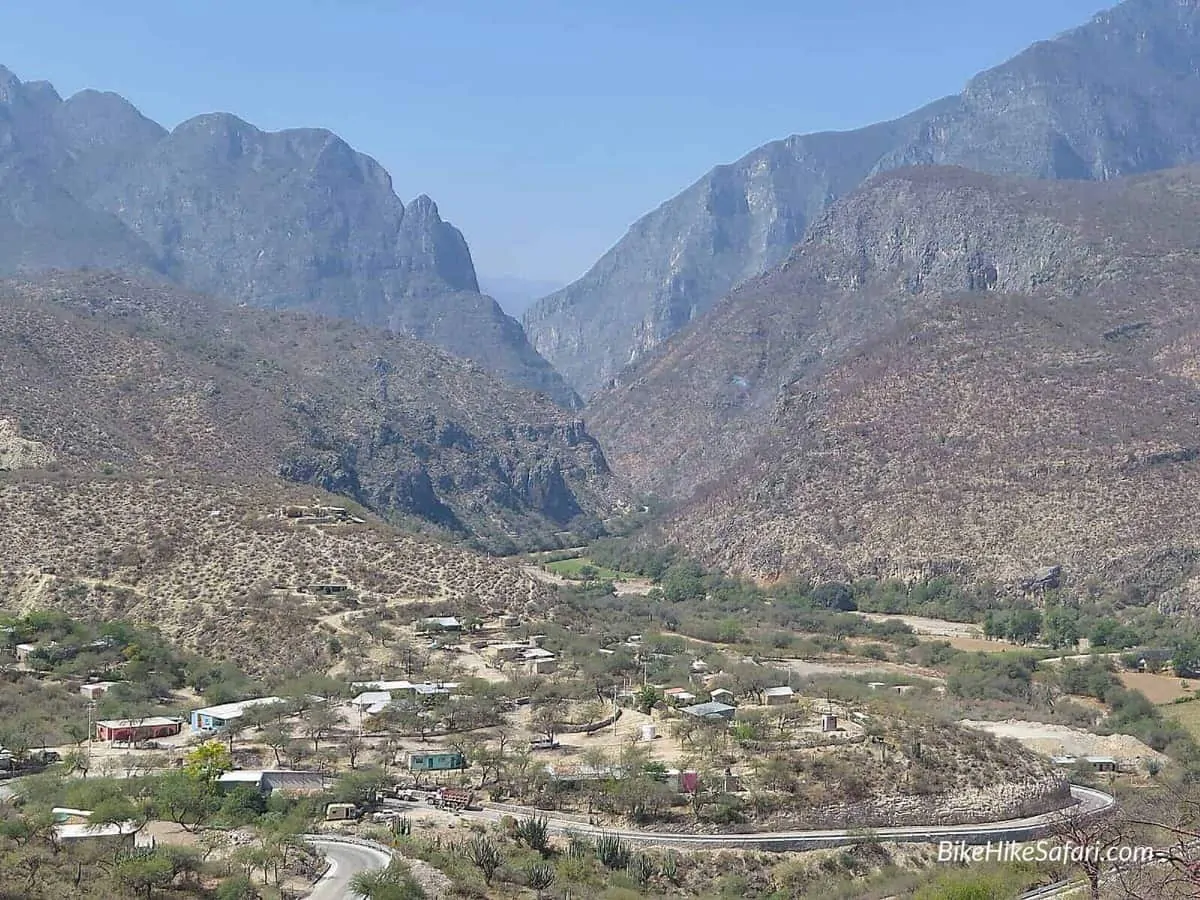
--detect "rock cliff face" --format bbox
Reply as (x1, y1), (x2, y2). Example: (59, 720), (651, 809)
(525, 0), (1200, 396)
(0, 272), (613, 551)
(589, 165), (1200, 601)
(0, 66), (577, 407)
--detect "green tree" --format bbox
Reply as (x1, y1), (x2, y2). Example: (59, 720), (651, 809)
(114, 852), (175, 898)
(332, 767), (387, 806)
(634, 685), (662, 714)
(1007, 609), (1043, 645)
(1043, 605), (1080, 650)
(151, 771), (217, 831)
(1173, 638), (1200, 677)
(662, 560), (706, 602)
(215, 875), (261, 900)
(185, 739), (233, 781)
(303, 704), (340, 752)
(811, 582), (855, 611)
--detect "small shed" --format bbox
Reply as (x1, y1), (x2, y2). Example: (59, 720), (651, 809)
(764, 686), (795, 706)
(420, 616), (462, 633)
(14, 643), (38, 662)
(217, 770), (329, 795)
(708, 688), (736, 704)
(80, 681), (120, 701)
(190, 697), (285, 732)
(525, 655), (558, 675)
(681, 701), (737, 721)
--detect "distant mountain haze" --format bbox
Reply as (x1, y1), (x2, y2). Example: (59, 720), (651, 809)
(479, 275), (566, 317)
(524, 0), (1200, 396)
(0, 64), (579, 408)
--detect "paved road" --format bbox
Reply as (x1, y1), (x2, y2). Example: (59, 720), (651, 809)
(303, 836), (392, 900)
(407, 784), (1115, 852)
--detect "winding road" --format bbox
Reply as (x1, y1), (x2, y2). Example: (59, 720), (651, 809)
(400, 784), (1115, 852)
(303, 836), (393, 900)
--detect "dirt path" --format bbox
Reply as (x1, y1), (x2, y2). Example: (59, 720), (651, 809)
(771, 656), (945, 683)
(521, 565), (573, 586)
(855, 613), (982, 637)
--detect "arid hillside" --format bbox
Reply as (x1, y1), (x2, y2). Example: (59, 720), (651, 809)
(0, 272), (615, 551)
(0, 473), (552, 676)
(590, 166), (1200, 603)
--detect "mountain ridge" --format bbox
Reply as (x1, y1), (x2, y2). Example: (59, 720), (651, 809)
(588, 163), (1200, 606)
(0, 65), (580, 407)
(525, 0), (1200, 396)
(0, 270), (614, 551)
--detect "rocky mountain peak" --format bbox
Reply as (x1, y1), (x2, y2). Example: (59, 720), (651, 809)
(0, 64), (576, 407)
(525, 0), (1200, 397)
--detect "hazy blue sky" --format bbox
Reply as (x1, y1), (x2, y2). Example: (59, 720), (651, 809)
(1, 0), (1109, 283)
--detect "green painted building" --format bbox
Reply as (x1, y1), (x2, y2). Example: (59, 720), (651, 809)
(407, 750), (466, 772)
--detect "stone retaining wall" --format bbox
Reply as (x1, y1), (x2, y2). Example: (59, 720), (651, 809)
(794, 776), (1072, 830)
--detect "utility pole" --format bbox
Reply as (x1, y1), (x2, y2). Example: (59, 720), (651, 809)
(86, 701), (95, 769)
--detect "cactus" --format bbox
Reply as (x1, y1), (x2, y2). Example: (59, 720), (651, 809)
(514, 815), (550, 853)
(466, 834), (503, 885)
(595, 833), (631, 870)
(526, 861), (556, 891)
(628, 851), (655, 886)
(661, 849), (680, 884)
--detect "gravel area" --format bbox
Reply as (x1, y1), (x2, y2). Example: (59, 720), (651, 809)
(961, 718), (1168, 766)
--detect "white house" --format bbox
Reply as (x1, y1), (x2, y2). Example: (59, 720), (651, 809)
(190, 697), (285, 732)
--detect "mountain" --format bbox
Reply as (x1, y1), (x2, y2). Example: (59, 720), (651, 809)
(525, 0), (1200, 396)
(479, 275), (566, 317)
(0, 271), (613, 551)
(0, 66), (578, 408)
(588, 165), (1200, 604)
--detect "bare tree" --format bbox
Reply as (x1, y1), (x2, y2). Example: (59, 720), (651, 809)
(1107, 781), (1200, 899)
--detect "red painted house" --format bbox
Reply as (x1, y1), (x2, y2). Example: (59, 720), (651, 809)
(95, 717), (182, 743)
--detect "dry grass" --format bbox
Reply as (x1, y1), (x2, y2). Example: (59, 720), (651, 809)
(1118, 672), (1200, 704)
(1160, 700), (1200, 741)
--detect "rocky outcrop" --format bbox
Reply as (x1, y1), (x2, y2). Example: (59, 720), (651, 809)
(0, 272), (614, 551)
(797, 777), (1072, 831)
(0, 419), (55, 470)
(526, 0), (1200, 396)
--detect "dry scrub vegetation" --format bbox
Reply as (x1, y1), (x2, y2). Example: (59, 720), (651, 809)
(0, 272), (614, 551)
(592, 165), (1200, 599)
(0, 473), (553, 675)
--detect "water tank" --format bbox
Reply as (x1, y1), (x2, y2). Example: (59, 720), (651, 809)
(640, 723), (656, 742)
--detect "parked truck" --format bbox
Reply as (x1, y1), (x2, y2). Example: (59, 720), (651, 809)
(324, 802), (360, 821)
(432, 787), (474, 810)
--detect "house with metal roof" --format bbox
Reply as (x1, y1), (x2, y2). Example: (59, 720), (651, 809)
(681, 701), (737, 720)
(190, 697), (285, 732)
(764, 686), (795, 705)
